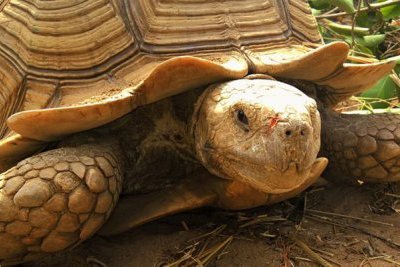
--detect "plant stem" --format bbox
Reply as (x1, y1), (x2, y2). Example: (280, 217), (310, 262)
(316, 0), (400, 19)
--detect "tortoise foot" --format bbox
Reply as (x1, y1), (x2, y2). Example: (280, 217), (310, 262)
(0, 146), (122, 265)
(321, 112), (400, 183)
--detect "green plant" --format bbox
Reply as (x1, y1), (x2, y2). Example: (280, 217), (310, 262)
(309, 0), (400, 109)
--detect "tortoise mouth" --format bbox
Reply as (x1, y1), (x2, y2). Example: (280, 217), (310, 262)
(222, 158), (321, 194)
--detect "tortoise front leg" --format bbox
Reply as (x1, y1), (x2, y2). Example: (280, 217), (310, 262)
(0, 145), (123, 265)
(321, 111), (400, 183)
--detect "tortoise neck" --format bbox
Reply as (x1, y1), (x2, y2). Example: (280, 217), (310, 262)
(114, 88), (206, 194)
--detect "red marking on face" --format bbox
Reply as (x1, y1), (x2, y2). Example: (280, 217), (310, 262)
(268, 115), (282, 129)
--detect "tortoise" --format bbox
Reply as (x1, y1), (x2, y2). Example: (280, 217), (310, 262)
(0, 0), (397, 264)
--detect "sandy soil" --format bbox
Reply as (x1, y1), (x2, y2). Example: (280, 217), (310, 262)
(25, 182), (400, 267)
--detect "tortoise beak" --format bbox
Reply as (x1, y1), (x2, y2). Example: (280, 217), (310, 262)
(249, 157), (328, 194)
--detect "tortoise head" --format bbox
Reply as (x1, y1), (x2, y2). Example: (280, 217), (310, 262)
(192, 78), (323, 194)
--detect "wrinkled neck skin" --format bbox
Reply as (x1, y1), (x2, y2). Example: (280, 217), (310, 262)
(61, 89), (204, 195)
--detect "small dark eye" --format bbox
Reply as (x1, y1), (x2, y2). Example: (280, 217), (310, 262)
(236, 109), (248, 125)
(235, 109), (249, 131)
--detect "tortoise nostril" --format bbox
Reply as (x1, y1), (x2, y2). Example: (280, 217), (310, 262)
(283, 126), (309, 138)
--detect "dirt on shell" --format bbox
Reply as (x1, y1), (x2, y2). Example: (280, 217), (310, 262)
(26, 182), (400, 267)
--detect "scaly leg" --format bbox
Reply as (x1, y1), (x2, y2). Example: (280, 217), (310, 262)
(0, 146), (123, 265)
(321, 111), (400, 183)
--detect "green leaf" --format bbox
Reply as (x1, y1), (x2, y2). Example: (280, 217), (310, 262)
(326, 0), (355, 13)
(396, 64), (400, 74)
(339, 35), (375, 55)
(362, 34), (386, 47)
(327, 21), (370, 36)
(311, 8), (322, 16)
(361, 75), (399, 109)
(354, 42), (374, 55)
(356, 10), (384, 28)
(309, 0), (331, 9)
(381, 4), (400, 19)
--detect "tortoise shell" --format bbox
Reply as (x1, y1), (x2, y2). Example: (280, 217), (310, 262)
(0, 0), (394, 170)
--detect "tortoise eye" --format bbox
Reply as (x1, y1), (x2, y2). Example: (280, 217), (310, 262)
(234, 109), (250, 131)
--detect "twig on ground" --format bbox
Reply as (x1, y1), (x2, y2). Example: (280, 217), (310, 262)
(360, 256), (400, 267)
(239, 215), (286, 228)
(310, 247), (335, 257)
(383, 257), (400, 266)
(306, 214), (400, 250)
(181, 221), (190, 231)
(290, 235), (334, 267)
(188, 225), (226, 242)
(306, 209), (394, 227)
(199, 236), (233, 265)
(86, 256), (108, 267)
(294, 256), (314, 263)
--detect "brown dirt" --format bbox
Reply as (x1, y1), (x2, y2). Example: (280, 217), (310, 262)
(25, 182), (400, 267)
